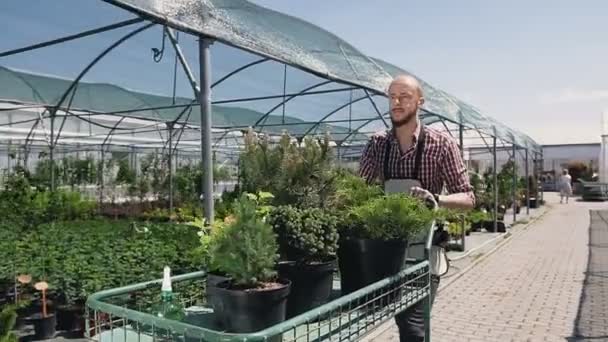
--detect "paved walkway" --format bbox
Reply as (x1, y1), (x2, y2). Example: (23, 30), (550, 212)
(372, 193), (608, 341)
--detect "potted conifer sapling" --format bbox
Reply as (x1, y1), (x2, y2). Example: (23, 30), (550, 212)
(209, 195), (290, 333)
(269, 206), (339, 318)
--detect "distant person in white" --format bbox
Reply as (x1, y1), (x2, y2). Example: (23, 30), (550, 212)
(559, 169), (572, 204)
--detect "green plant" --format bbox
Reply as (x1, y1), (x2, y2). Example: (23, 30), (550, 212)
(328, 171), (382, 211)
(239, 130), (336, 208)
(346, 194), (433, 240)
(6, 220), (203, 306)
(115, 158), (136, 185)
(0, 306), (17, 342)
(269, 206), (339, 263)
(208, 195), (279, 287)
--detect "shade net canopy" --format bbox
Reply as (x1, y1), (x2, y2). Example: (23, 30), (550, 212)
(0, 0), (540, 153)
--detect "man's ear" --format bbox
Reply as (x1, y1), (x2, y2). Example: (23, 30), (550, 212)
(418, 97), (425, 106)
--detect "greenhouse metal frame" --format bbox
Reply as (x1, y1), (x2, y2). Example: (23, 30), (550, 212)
(0, 0), (543, 229)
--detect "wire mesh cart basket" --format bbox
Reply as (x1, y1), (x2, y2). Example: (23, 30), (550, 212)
(85, 224), (436, 342)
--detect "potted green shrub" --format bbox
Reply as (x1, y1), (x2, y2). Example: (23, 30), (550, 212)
(269, 205), (339, 318)
(208, 194), (290, 333)
(338, 193), (433, 294)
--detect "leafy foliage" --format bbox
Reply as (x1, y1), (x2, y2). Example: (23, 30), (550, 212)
(268, 205), (339, 263)
(328, 171), (382, 211)
(208, 195), (279, 287)
(346, 194), (434, 240)
(0, 220), (203, 305)
(239, 130), (335, 208)
(0, 172), (96, 227)
(0, 306), (17, 342)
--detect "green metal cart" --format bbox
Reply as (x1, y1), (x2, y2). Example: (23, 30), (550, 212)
(85, 223), (435, 342)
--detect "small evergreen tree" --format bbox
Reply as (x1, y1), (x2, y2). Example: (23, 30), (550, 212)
(208, 194), (279, 287)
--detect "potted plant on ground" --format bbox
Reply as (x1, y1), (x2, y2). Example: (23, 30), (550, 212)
(208, 194), (290, 333)
(29, 281), (55, 340)
(269, 205), (339, 318)
(338, 193), (433, 294)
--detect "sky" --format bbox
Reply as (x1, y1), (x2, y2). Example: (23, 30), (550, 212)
(1, 0), (607, 145)
(250, 0), (608, 145)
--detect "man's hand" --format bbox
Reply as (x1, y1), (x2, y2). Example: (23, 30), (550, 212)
(410, 186), (437, 208)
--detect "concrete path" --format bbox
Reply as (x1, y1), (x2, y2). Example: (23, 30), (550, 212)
(371, 193), (608, 342)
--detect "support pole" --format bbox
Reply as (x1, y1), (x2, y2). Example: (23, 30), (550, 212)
(199, 37), (214, 225)
(540, 149), (544, 203)
(167, 122), (174, 214)
(50, 113), (56, 192)
(525, 148), (530, 215)
(458, 122), (466, 250)
(493, 129), (498, 232)
(512, 143), (517, 223)
(99, 146), (104, 205)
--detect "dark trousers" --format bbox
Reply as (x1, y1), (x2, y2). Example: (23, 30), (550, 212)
(395, 275), (440, 342)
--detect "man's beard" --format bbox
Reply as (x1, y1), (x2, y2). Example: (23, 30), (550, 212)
(391, 110), (417, 128)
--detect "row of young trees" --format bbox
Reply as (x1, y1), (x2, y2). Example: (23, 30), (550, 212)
(2, 151), (233, 206)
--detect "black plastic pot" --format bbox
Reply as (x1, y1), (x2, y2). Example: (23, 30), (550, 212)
(31, 313), (57, 340)
(277, 260), (336, 318)
(338, 238), (408, 295)
(56, 304), (85, 334)
(529, 198), (538, 208)
(484, 221), (506, 233)
(214, 279), (290, 334)
(206, 272), (230, 329)
(471, 221), (484, 232)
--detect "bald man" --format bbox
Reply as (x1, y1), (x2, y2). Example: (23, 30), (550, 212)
(359, 75), (474, 341)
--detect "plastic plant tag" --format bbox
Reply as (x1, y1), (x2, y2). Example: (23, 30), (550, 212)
(34, 281), (48, 291)
(17, 274), (32, 284)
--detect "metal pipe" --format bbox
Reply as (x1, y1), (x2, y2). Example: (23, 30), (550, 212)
(459, 122), (465, 250)
(211, 58), (269, 89)
(199, 38), (214, 225)
(300, 95), (371, 137)
(253, 80), (332, 127)
(512, 142), (517, 223)
(493, 128), (498, 232)
(51, 23), (155, 115)
(540, 149), (544, 202)
(282, 64), (287, 124)
(50, 113), (55, 192)
(525, 148), (530, 215)
(216, 87), (355, 105)
(165, 28), (200, 96)
(168, 122), (174, 214)
(0, 18), (144, 57)
(363, 89), (389, 128)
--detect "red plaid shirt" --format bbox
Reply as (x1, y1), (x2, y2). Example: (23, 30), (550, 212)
(359, 126), (474, 201)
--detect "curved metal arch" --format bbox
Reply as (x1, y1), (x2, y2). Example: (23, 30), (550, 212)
(339, 111), (446, 145)
(252, 80), (333, 128)
(212, 58), (270, 89)
(101, 117), (127, 148)
(363, 89), (389, 128)
(50, 22), (156, 119)
(0, 18), (144, 58)
(340, 112), (389, 144)
(300, 94), (374, 138)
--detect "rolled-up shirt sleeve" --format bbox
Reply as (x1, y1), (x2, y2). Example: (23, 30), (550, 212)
(358, 137), (379, 184)
(441, 136), (475, 204)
